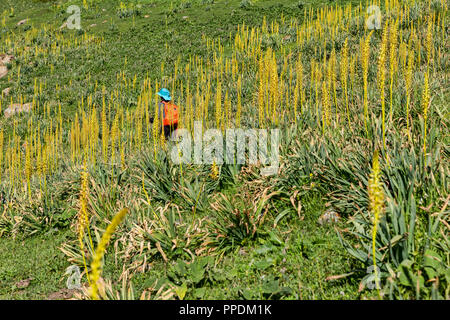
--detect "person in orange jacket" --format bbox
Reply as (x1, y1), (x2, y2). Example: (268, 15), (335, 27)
(150, 88), (179, 139)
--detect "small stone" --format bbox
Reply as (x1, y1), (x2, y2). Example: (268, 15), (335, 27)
(144, 15), (150, 18)
(0, 66), (7, 79)
(47, 288), (77, 300)
(4, 103), (32, 118)
(318, 209), (340, 225)
(0, 54), (14, 65)
(182, 16), (189, 19)
(17, 19), (28, 26)
(2, 87), (10, 96)
(238, 248), (247, 255)
(90, 24), (97, 27)
(59, 22), (67, 30)
(15, 278), (32, 289)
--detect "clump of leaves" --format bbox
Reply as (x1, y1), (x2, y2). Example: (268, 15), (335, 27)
(164, 256), (226, 299)
(208, 190), (277, 254)
(138, 150), (183, 203)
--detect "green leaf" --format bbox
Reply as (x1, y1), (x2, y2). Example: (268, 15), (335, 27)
(254, 258), (274, 270)
(175, 283), (188, 300)
(268, 231), (283, 246)
(262, 279), (280, 294)
(174, 259), (187, 276)
(424, 267), (437, 280)
(242, 288), (254, 300)
(190, 262), (205, 284)
(398, 259), (414, 287)
(274, 209), (290, 227)
(255, 245), (274, 255)
(194, 287), (206, 299)
(423, 249), (442, 270)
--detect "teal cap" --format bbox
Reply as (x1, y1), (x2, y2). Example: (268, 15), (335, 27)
(157, 88), (171, 101)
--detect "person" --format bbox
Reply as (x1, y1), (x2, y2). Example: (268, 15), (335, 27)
(150, 88), (179, 139)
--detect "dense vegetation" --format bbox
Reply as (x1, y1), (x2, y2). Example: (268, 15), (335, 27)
(0, 0), (448, 300)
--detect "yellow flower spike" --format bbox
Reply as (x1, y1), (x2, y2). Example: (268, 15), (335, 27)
(321, 81), (330, 134)
(378, 25), (389, 153)
(368, 149), (385, 299)
(405, 47), (414, 135)
(341, 38), (350, 127)
(422, 72), (430, 162)
(425, 16), (433, 74)
(361, 31), (374, 136)
(210, 159), (219, 180)
(90, 208), (129, 300)
(388, 19), (399, 121)
(78, 161), (94, 288)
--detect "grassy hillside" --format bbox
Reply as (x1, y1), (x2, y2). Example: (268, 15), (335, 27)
(0, 0), (448, 300)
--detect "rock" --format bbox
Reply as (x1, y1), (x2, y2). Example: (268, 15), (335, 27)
(318, 209), (340, 225)
(102, 20), (107, 24)
(144, 15), (150, 18)
(90, 24), (97, 27)
(47, 289), (77, 300)
(182, 16), (189, 19)
(17, 19), (28, 26)
(0, 66), (7, 79)
(0, 54), (14, 65)
(15, 278), (32, 289)
(59, 22), (67, 30)
(4, 103), (32, 118)
(2, 87), (10, 96)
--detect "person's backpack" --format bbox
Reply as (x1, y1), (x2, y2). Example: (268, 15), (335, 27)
(162, 101), (179, 126)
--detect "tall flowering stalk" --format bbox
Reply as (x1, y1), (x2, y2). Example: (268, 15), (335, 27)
(215, 80), (222, 130)
(422, 72), (430, 161)
(258, 72), (265, 128)
(425, 16), (433, 74)
(152, 101), (159, 158)
(378, 27), (388, 152)
(368, 149), (384, 298)
(330, 48), (337, 120)
(405, 48), (414, 134)
(341, 38), (350, 126)
(0, 129), (3, 183)
(101, 103), (108, 163)
(90, 208), (129, 300)
(315, 63), (322, 124)
(78, 161), (94, 287)
(236, 76), (242, 127)
(321, 81), (330, 134)
(389, 20), (398, 120)
(361, 31), (374, 135)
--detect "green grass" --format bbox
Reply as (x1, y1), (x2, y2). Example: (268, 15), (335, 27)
(122, 193), (364, 300)
(0, 230), (71, 299)
(0, 194), (362, 299)
(0, 195), (362, 300)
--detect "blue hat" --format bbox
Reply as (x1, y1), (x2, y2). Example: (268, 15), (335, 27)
(157, 88), (171, 101)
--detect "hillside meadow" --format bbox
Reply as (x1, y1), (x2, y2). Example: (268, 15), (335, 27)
(0, 0), (448, 300)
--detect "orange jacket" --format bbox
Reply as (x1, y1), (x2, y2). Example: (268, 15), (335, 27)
(162, 101), (179, 126)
